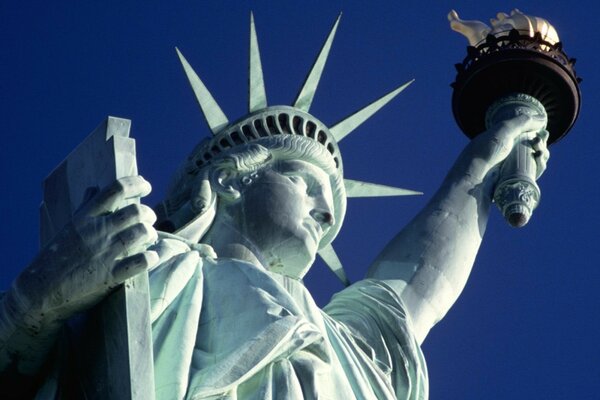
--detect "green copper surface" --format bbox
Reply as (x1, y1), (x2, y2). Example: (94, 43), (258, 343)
(330, 80), (414, 142)
(318, 243), (349, 286)
(176, 48), (229, 135)
(249, 12), (267, 112)
(344, 179), (422, 198)
(293, 14), (341, 112)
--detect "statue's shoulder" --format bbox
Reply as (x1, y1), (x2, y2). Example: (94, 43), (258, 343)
(150, 232), (216, 263)
(148, 233), (217, 321)
(325, 278), (410, 326)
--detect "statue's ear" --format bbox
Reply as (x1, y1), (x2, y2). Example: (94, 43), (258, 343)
(209, 166), (242, 202)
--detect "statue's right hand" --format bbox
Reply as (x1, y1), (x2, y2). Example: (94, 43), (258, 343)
(13, 176), (159, 329)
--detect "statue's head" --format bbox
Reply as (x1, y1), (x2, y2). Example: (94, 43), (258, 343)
(156, 108), (345, 278)
(155, 14), (418, 283)
(158, 107), (343, 238)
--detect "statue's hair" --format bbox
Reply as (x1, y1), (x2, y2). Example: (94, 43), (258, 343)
(156, 135), (346, 245)
(211, 143), (272, 174)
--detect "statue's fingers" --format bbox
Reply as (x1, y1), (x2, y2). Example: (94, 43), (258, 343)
(111, 251), (159, 284)
(538, 129), (550, 144)
(85, 176), (152, 216)
(530, 135), (542, 150)
(110, 204), (157, 231)
(530, 129), (550, 179)
(110, 222), (158, 261)
(531, 136), (548, 152)
(534, 147), (550, 179)
(498, 113), (546, 140)
(522, 114), (547, 134)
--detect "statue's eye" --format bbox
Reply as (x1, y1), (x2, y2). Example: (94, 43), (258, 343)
(286, 175), (309, 191)
(287, 175), (303, 184)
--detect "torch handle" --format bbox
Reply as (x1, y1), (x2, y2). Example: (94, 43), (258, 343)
(485, 93), (547, 227)
(493, 134), (540, 227)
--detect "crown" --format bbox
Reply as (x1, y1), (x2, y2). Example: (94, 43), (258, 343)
(173, 13), (419, 285)
(186, 106), (342, 172)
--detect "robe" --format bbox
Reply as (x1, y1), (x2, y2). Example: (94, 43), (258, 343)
(150, 236), (428, 399)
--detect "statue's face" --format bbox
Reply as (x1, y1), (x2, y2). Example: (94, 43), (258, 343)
(236, 159), (335, 279)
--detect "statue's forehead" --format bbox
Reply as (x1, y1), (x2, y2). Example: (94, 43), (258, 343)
(272, 159), (335, 184)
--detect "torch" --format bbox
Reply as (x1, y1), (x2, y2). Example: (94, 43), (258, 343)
(448, 9), (581, 227)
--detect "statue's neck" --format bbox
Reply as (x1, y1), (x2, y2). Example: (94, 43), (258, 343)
(201, 212), (313, 281)
(213, 242), (267, 269)
(202, 214), (268, 269)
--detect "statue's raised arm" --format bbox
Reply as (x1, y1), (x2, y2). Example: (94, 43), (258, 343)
(367, 111), (548, 343)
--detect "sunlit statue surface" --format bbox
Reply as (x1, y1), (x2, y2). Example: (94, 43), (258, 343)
(0, 13), (551, 399)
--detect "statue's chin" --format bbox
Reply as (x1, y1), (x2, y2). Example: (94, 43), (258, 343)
(265, 253), (314, 281)
(258, 235), (317, 280)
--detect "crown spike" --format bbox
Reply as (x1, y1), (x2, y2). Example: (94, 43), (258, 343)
(176, 47), (229, 135)
(344, 179), (422, 198)
(330, 79), (414, 142)
(318, 243), (350, 287)
(293, 13), (342, 112)
(249, 12), (267, 112)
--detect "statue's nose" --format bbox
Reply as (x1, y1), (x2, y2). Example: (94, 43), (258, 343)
(311, 209), (334, 228)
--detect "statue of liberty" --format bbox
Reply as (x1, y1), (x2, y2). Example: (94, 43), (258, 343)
(0, 12), (551, 399)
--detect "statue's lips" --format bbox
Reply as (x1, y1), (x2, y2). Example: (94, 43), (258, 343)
(303, 220), (322, 245)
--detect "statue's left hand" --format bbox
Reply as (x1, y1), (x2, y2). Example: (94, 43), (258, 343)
(0, 175), (158, 378)
(17, 176), (159, 324)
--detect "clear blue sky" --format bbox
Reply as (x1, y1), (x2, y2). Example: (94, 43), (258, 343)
(1, 1), (598, 398)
